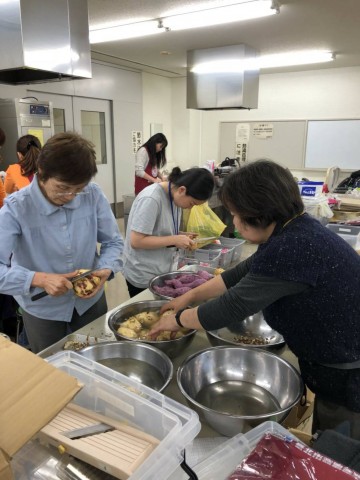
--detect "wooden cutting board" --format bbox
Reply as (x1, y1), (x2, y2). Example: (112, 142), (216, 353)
(38, 403), (160, 479)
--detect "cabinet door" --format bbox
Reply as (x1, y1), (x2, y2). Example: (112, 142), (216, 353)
(72, 97), (114, 203)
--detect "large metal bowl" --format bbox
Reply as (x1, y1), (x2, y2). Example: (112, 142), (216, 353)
(108, 300), (196, 359)
(149, 271), (204, 300)
(206, 312), (285, 351)
(77, 341), (173, 392)
(177, 346), (303, 436)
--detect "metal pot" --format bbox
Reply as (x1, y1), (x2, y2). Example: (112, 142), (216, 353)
(108, 300), (196, 359)
(78, 341), (173, 392)
(177, 346), (303, 436)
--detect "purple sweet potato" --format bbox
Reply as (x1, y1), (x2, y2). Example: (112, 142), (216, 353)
(172, 286), (192, 297)
(197, 270), (214, 280)
(177, 274), (199, 284)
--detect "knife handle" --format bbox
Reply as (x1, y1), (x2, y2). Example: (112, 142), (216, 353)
(31, 290), (49, 301)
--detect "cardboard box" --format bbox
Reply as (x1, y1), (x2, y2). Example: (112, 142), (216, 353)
(0, 337), (81, 479)
(282, 389), (315, 429)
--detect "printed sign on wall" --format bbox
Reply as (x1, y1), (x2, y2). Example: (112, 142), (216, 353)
(132, 131), (142, 154)
(253, 123), (274, 139)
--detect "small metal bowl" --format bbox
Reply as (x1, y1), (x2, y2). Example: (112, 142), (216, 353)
(177, 345), (303, 436)
(206, 312), (285, 351)
(78, 341), (173, 392)
(149, 271), (204, 301)
(108, 300), (196, 359)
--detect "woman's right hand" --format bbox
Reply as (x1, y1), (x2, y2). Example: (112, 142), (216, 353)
(173, 234), (195, 250)
(159, 297), (190, 314)
(32, 271), (78, 296)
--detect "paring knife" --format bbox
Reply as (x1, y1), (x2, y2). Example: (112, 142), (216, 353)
(63, 422), (114, 440)
(31, 268), (100, 301)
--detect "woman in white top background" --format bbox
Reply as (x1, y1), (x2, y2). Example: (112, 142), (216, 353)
(134, 133), (168, 194)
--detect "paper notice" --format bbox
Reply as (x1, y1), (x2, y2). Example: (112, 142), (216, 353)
(253, 123), (274, 139)
(236, 123), (250, 143)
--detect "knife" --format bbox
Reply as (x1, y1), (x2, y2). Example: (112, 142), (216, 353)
(31, 268), (100, 301)
(63, 422), (114, 440)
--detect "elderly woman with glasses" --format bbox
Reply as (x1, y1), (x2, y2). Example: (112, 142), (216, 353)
(0, 132), (124, 353)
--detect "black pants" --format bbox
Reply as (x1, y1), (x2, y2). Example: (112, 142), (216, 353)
(312, 395), (360, 440)
(126, 280), (146, 298)
(22, 293), (107, 354)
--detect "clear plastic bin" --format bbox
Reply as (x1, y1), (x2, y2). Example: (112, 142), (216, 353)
(182, 247), (222, 268)
(172, 421), (295, 480)
(219, 237), (246, 263)
(11, 351), (200, 480)
(326, 223), (360, 249)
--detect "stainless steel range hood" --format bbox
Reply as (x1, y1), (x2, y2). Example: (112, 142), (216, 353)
(0, 0), (92, 85)
(187, 44), (259, 110)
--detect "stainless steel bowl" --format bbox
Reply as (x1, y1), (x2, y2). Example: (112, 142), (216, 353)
(78, 341), (173, 392)
(108, 300), (196, 359)
(149, 271), (204, 301)
(206, 312), (285, 351)
(177, 345), (303, 436)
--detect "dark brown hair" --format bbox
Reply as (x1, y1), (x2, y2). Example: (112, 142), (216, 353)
(0, 128), (5, 146)
(16, 134), (41, 177)
(169, 166), (214, 200)
(219, 159), (304, 227)
(141, 133), (168, 169)
(37, 132), (97, 184)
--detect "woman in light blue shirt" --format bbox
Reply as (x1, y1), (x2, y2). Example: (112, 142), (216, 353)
(0, 132), (124, 353)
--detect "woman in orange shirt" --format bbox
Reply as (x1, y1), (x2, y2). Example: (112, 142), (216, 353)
(5, 134), (41, 194)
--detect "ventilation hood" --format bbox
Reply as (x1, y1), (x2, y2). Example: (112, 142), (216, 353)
(0, 0), (92, 85)
(187, 44), (259, 110)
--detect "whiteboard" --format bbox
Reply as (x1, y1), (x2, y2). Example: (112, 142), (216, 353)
(220, 121), (306, 169)
(305, 120), (360, 170)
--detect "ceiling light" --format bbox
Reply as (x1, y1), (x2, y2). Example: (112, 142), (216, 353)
(163, 0), (279, 31)
(89, 19), (162, 44)
(191, 50), (335, 73)
(258, 50), (335, 68)
(89, 1), (279, 43)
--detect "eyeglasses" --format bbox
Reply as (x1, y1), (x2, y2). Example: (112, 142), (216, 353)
(53, 191), (89, 197)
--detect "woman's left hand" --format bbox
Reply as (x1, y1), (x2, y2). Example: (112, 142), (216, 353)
(80, 268), (111, 298)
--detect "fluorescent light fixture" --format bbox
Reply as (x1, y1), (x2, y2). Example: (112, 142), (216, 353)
(163, 0), (278, 31)
(89, 0), (279, 43)
(191, 50), (335, 73)
(258, 50), (335, 68)
(90, 19), (162, 44)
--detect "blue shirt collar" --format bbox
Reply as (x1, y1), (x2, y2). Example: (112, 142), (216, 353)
(31, 175), (82, 215)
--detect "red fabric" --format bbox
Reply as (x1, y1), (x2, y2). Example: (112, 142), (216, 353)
(135, 147), (158, 194)
(228, 433), (359, 480)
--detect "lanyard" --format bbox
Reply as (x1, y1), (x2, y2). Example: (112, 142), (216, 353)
(168, 182), (179, 235)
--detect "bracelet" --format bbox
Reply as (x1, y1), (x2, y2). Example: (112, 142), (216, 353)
(175, 308), (187, 328)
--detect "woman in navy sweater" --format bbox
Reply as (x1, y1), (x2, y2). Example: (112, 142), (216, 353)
(150, 159), (360, 439)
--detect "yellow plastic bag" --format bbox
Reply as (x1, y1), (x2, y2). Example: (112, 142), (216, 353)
(183, 202), (226, 248)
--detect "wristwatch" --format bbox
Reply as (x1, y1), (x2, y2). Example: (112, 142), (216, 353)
(175, 308), (187, 328)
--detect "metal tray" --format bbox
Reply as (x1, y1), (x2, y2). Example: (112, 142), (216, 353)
(37, 333), (110, 358)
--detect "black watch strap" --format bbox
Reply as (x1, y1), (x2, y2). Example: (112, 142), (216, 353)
(175, 308), (187, 328)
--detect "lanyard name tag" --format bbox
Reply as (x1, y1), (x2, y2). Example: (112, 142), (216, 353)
(170, 250), (180, 271)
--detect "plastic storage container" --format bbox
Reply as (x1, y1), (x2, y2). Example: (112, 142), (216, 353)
(200, 244), (232, 268)
(298, 181), (324, 197)
(326, 223), (360, 249)
(182, 247), (222, 268)
(172, 420), (358, 480)
(219, 237), (246, 263)
(11, 351), (200, 480)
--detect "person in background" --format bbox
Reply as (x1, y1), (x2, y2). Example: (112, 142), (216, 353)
(0, 128), (5, 207)
(5, 134), (41, 194)
(149, 159), (360, 439)
(135, 133), (168, 194)
(0, 132), (124, 353)
(124, 167), (214, 297)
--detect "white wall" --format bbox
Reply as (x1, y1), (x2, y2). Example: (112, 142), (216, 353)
(169, 66), (360, 182)
(0, 61), (143, 204)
